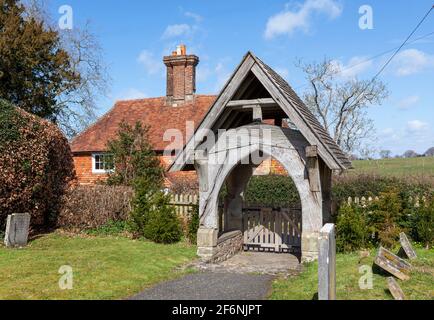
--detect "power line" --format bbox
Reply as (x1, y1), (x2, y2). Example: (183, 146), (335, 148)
(339, 31), (434, 76)
(369, 6), (434, 85)
(294, 7), (434, 92)
(346, 5), (434, 107)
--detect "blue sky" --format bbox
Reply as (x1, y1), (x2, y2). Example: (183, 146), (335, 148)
(47, 0), (434, 156)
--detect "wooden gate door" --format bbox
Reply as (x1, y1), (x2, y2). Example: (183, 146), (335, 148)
(242, 207), (302, 253)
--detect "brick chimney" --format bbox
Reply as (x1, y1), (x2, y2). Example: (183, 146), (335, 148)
(163, 45), (199, 106)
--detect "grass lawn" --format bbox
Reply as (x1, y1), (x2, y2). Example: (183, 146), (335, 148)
(350, 157), (434, 177)
(271, 246), (434, 300)
(0, 233), (197, 300)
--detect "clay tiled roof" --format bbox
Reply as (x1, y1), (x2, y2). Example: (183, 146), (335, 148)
(70, 95), (216, 153)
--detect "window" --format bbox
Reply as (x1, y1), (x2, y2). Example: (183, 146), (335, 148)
(92, 153), (114, 173)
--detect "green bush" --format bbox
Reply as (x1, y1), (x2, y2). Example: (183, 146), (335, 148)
(412, 200), (434, 248)
(332, 174), (434, 202)
(128, 178), (157, 236)
(336, 204), (370, 252)
(187, 204), (199, 244)
(244, 175), (300, 207)
(86, 220), (128, 236)
(334, 190), (429, 252)
(143, 192), (182, 244)
(129, 178), (182, 244)
(106, 121), (163, 187)
(367, 191), (403, 249)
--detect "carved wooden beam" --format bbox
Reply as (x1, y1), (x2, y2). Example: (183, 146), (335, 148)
(306, 145), (321, 192)
(226, 98), (277, 108)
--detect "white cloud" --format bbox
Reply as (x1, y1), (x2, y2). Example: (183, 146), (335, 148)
(397, 95), (420, 110)
(137, 50), (163, 75)
(184, 11), (203, 23)
(392, 49), (434, 76)
(162, 24), (193, 39)
(264, 0), (343, 39)
(117, 88), (147, 101)
(407, 120), (429, 133)
(331, 56), (373, 79)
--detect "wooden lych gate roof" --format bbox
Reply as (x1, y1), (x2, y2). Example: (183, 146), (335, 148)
(169, 52), (352, 172)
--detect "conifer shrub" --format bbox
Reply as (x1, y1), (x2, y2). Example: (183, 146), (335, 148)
(142, 191), (182, 244)
(105, 121), (182, 243)
(412, 199), (434, 249)
(336, 204), (370, 252)
(187, 204), (200, 244)
(367, 191), (403, 249)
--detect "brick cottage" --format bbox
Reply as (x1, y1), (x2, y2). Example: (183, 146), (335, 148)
(70, 45), (287, 187)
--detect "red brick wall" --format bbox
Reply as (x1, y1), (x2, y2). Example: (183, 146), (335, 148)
(253, 157), (288, 176)
(73, 154), (109, 185)
(73, 154), (287, 185)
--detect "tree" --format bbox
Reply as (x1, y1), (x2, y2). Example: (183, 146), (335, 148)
(0, 0), (108, 137)
(107, 121), (179, 242)
(379, 150), (392, 159)
(106, 121), (163, 186)
(403, 150), (419, 158)
(424, 147), (434, 157)
(297, 58), (388, 154)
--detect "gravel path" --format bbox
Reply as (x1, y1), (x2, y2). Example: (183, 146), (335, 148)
(129, 272), (275, 300)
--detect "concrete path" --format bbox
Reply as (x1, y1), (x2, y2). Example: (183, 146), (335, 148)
(195, 251), (302, 276)
(130, 252), (301, 300)
(130, 272), (274, 300)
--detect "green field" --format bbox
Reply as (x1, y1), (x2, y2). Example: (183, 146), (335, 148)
(350, 157), (434, 177)
(0, 233), (196, 300)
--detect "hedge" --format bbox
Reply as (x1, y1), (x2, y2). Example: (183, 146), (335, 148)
(58, 185), (134, 231)
(0, 99), (75, 227)
(244, 175), (300, 207)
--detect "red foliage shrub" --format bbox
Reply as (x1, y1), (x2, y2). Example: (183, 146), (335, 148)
(0, 100), (75, 227)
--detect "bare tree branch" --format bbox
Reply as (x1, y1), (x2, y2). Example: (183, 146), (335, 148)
(297, 58), (388, 155)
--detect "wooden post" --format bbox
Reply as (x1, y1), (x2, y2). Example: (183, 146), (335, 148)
(318, 223), (336, 300)
(252, 105), (263, 122)
(306, 146), (321, 192)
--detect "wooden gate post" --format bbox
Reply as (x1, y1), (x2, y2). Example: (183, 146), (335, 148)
(318, 223), (336, 300)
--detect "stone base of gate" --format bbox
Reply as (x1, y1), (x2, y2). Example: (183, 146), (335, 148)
(301, 231), (320, 262)
(197, 228), (243, 263)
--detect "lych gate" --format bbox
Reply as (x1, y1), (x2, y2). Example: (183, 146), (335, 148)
(169, 52), (351, 262)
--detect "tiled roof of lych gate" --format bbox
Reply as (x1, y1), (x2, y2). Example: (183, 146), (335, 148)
(70, 95), (217, 153)
(252, 54), (353, 169)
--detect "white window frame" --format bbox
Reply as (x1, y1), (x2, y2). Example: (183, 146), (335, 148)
(92, 153), (114, 174)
